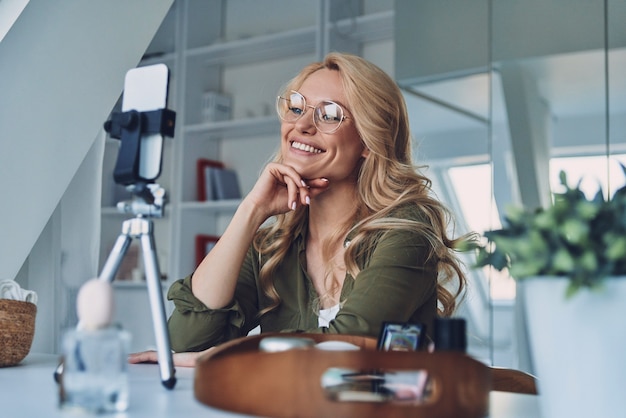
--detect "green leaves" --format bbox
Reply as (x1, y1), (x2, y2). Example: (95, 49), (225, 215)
(474, 166), (626, 297)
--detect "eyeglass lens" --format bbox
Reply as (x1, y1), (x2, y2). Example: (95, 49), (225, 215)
(276, 91), (345, 133)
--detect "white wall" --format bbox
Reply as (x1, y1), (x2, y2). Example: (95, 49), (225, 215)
(0, 0), (174, 352)
(0, 0), (29, 42)
(0, 0), (174, 282)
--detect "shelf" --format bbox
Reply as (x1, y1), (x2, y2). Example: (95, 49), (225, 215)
(184, 115), (279, 138)
(101, 207), (129, 217)
(333, 10), (394, 44)
(180, 199), (240, 213)
(101, 207), (170, 219)
(112, 280), (171, 289)
(184, 10), (394, 68)
(186, 26), (316, 66)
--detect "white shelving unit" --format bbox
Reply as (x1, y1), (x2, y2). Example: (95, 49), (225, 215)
(99, 0), (394, 350)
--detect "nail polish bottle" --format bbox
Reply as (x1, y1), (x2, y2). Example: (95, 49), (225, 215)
(433, 317), (467, 353)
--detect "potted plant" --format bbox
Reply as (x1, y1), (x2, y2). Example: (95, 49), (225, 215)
(470, 165), (626, 418)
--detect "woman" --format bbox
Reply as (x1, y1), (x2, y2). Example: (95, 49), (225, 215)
(130, 52), (470, 366)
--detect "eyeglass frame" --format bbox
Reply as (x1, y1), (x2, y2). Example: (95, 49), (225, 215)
(275, 90), (350, 134)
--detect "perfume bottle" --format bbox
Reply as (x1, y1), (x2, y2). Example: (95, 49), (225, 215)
(60, 326), (131, 413)
(59, 279), (131, 413)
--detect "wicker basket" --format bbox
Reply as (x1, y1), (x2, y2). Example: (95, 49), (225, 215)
(0, 299), (37, 367)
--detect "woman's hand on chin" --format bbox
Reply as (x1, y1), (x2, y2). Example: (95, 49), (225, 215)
(304, 177), (330, 198)
(245, 163), (330, 215)
(128, 348), (214, 368)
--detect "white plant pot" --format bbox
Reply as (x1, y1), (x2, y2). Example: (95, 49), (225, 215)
(521, 276), (626, 418)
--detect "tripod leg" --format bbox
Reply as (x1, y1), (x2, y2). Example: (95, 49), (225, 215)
(139, 226), (177, 389)
(98, 232), (132, 283)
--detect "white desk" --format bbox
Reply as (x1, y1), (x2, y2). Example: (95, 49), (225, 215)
(0, 354), (541, 417)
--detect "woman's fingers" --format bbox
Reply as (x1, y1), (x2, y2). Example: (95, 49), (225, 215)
(287, 176), (331, 208)
(283, 174), (299, 210)
(251, 163), (331, 212)
(302, 177), (330, 202)
(264, 163), (308, 210)
(305, 177), (330, 190)
(127, 350), (207, 368)
(128, 350), (158, 364)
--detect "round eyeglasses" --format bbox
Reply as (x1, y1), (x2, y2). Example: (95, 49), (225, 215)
(276, 90), (349, 134)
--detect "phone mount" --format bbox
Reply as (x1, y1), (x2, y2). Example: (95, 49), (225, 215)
(105, 108), (175, 184)
(104, 108), (175, 216)
(99, 65), (177, 390)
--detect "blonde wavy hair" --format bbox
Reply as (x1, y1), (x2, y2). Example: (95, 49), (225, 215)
(254, 52), (469, 317)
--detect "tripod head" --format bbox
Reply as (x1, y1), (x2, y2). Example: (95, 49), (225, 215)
(116, 183), (166, 217)
(104, 64), (175, 218)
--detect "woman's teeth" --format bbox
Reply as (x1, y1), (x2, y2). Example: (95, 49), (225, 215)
(291, 141), (323, 154)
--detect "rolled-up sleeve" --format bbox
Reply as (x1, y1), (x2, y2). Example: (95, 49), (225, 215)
(167, 248), (261, 352)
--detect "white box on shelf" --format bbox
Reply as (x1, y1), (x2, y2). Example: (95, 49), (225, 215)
(201, 91), (232, 122)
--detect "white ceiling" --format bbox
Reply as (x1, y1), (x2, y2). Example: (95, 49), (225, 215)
(0, 0), (29, 42)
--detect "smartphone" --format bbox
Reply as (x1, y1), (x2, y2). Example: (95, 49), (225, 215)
(121, 63), (169, 181)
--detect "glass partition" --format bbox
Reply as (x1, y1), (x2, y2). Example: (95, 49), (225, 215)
(608, 0), (626, 191)
(395, 0), (495, 365)
(396, 0), (622, 369)
(488, 0), (616, 373)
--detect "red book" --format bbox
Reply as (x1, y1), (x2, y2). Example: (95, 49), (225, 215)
(196, 159), (224, 201)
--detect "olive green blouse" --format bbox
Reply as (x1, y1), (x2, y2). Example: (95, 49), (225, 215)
(167, 212), (439, 352)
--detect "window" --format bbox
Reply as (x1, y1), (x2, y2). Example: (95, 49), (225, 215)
(550, 155), (626, 199)
(445, 155), (626, 301)
(448, 164), (516, 300)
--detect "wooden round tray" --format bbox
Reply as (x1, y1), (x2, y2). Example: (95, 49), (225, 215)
(194, 333), (490, 418)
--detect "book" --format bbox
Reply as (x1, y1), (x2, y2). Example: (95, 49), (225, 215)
(196, 159), (224, 201)
(211, 167), (241, 200)
(196, 158), (241, 201)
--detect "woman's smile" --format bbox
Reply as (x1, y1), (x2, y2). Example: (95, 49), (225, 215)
(290, 140), (325, 154)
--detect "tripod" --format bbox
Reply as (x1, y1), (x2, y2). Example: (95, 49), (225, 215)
(99, 63), (178, 388)
(98, 183), (176, 389)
